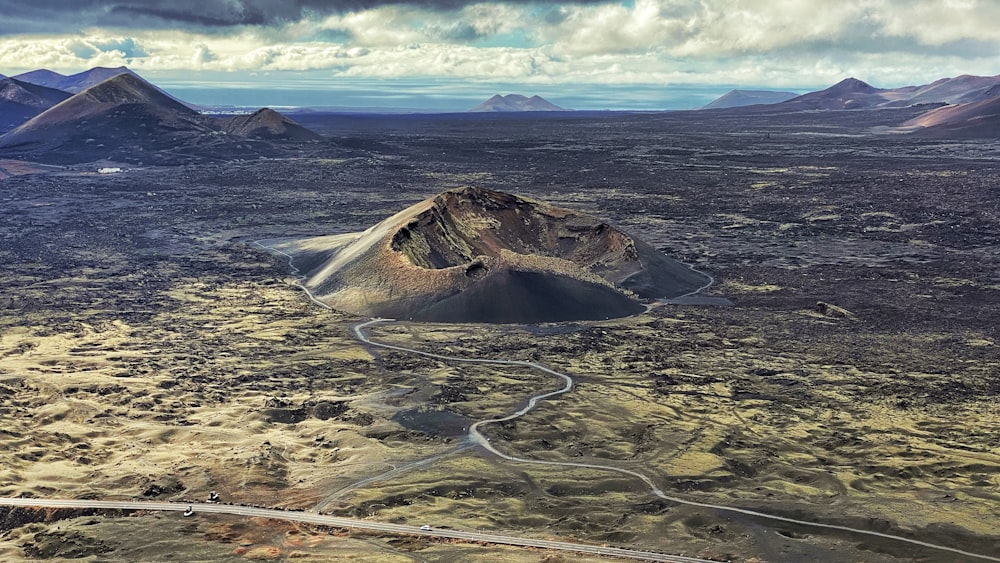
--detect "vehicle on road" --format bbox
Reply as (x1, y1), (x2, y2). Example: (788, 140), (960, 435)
(420, 524), (431, 531)
(183, 506), (194, 517)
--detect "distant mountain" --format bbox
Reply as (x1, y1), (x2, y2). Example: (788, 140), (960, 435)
(0, 72), (216, 163)
(777, 78), (889, 110)
(470, 94), (565, 112)
(14, 66), (196, 110)
(703, 89), (799, 109)
(891, 74), (1000, 106)
(718, 74), (1000, 115)
(14, 66), (134, 93)
(11, 69), (67, 90)
(0, 78), (72, 133)
(61, 67), (139, 93)
(0, 72), (331, 163)
(223, 108), (324, 141)
(904, 93), (1000, 138)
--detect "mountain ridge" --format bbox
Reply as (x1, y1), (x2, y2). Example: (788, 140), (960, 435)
(0, 70), (326, 163)
(14, 66), (131, 93)
(703, 89), (800, 109)
(0, 73), (215, 162)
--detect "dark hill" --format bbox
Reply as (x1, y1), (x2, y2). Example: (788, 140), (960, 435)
(15, 67), (195, 110)
(223, 108), (324, 141)
(267, 187), (709, 323)
(0, 73), (215, 163)
(0, 78), (72, 133)
(11, 69), (67, 90)
(779, 78), (888, 110)
(823, 77), (881, 96)
(470, 94), (565, 112)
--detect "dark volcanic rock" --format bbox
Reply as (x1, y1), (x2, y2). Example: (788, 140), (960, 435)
(0, 506), (100, 531)
(416, 269), (645, 323)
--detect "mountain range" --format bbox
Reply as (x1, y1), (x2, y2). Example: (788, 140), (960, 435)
(703, 74), (1000, 136)
(13, 67), (139, 93)
(0, 68), (324, 164)
(0, 66), (997, 165)
(707, 74), (1000, 111)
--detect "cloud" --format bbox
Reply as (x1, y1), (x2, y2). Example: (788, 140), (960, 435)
(0, 0), (606, 35)
(191, 44), (218, 65)
(537, 0), (1000, 58)
(0, 34), (154, 69)
(0, 1), (316, 32)
(0, 0), (998, 97)
(91, 36), (149, 58)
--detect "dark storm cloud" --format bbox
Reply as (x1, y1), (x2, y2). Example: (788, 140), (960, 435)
(0, 0), (606, 34)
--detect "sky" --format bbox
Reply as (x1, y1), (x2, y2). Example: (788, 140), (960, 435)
(1, 0), (999, 110)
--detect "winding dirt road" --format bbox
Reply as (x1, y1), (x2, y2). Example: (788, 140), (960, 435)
(352, 319), (999, 562)
(256, 239), (1000, 561)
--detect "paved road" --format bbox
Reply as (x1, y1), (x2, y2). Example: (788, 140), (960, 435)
(0, 497), (712, 563)
(263, 239), (1000, 562)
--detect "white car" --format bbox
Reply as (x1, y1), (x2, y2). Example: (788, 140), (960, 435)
(420, 525), (431, 531)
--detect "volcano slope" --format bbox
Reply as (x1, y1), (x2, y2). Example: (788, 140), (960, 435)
(222, 108), (325, 142)
(269, 186), (709, 323)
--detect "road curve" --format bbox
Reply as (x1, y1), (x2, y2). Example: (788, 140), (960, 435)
(258, 239), (1000, 562)
(0, 497), (711, 563)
